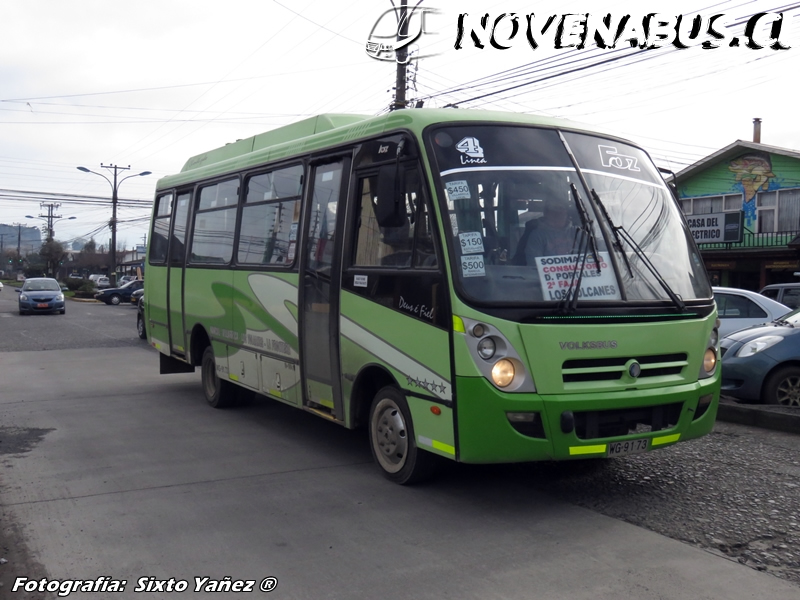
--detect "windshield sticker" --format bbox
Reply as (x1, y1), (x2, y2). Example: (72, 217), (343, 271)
(450, 213), (459, 235)
(461, 254), (486, 278)
(354, 275), (368, 288)
(535, 252), (621, 301)
(445, 179), (471, 200)
(456, 137), (487, 165)
(459, 231), (484, 254)
(598, 145), (640, 172)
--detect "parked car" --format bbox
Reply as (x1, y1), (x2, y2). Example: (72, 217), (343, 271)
(118, 275), (140, 285)
(17, 277), (66, 315)
(713, 286), (791, 337)
(68, 273), (83, 280)
(95, 277), (111, 289)
(760, 282), (800, 310)
(94, 279), (144, 305)
(137, 295), (147, 340)
(130, 288), (144, 305)
(720, 307), (800, 406)
(0, 281), (3, 292)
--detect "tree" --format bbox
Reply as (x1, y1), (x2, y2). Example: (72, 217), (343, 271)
(83, 238), (97, 254)
(39, 239), (66, 277)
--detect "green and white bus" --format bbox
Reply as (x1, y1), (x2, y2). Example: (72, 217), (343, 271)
(144, 108), (720, 484)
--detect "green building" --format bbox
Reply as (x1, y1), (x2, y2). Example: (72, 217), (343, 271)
(676, 123), (800, 291)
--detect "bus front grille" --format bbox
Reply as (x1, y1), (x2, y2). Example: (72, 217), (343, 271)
(573, 402), (684, 439)
(561, 353), (688, 384)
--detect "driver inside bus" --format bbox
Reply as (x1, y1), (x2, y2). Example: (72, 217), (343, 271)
(523, 199), (577, 265)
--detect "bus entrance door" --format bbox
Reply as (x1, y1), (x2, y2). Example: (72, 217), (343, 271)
(299, 158), (348, 420)
(167, 192), (191, 356)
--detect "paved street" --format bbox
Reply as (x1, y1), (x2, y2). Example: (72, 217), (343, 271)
(0, 290), (799, 599)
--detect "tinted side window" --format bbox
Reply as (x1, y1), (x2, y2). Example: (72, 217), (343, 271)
(190, 179), (239, 265)
(761, 288), (779, 301)
(716, 294), (767, 318)
(782, 288), (800, 309)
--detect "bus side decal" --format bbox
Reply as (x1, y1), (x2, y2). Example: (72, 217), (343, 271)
(340, 316), (452, 401)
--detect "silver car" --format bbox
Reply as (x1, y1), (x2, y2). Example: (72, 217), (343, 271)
(713, 286), (791, 337)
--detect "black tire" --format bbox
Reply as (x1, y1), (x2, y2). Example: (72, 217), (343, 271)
(60, 309), (66, 315)
(137, 313), (147, 339)
(368, 386), (439, 485)
(763, 366), (800, 407)
(109, 294), (121, 305)
(201, 346), (237, 408)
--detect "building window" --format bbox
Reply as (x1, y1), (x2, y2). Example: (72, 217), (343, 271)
(681, 194), (741, 216)
(754, 188), (800, 233)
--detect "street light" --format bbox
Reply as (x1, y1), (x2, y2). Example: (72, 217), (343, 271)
(25, 214), (76, 241)
(77, 164), (151, 287)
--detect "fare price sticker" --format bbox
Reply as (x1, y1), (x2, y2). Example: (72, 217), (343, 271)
(459, 231), (484, 254)
(461, 254), (486, 278)
(445, 179), (471, 200)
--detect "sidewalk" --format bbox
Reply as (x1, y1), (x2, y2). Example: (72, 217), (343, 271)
(717, 395), (800, 435)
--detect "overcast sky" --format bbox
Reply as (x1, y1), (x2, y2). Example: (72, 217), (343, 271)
(1, 0), (798, 250)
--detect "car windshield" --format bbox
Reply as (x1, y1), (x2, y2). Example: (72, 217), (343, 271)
(428, 125), (710, 307)
(23, 279), (60, 292)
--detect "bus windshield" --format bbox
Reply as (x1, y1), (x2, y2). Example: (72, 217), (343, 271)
(428, 125), (710, 307)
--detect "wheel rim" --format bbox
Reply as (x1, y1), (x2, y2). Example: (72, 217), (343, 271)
(775, 375), (800, 406)
(371, 397), (408, 474)
(111, 296), (120, 305)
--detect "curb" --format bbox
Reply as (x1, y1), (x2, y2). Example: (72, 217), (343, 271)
(716, 401), (800, 435)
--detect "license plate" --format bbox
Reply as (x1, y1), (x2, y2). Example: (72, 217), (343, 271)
(607, 438), (649, 457)
(37, 303), (49, 308)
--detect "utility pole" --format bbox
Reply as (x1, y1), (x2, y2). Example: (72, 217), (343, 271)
(35, 202), (62, 241)
(391, 0), (409, 111)
(109, 164), (126, 288)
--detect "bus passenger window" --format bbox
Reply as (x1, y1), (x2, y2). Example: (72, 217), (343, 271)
(190, 178), (239, 265)
(238, 165), (303, 266)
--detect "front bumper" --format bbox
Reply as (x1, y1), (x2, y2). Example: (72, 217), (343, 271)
(455, 375), (719, 463)
(19, 299), (65, 313)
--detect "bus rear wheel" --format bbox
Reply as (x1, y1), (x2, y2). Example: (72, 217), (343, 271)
(368, 386), (438, 485)
(201, 346), (237, 409)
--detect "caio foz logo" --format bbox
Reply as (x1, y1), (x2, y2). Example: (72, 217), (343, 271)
(366, 6), (442, 63)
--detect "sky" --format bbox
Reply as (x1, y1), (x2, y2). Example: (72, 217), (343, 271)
(1, 0), (798, 251)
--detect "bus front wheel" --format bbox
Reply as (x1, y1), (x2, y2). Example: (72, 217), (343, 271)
(368, 386), (438, 485)
(201, 346), (237, 409)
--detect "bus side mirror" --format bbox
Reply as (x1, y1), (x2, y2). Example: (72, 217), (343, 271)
(375, 164), (406, 227)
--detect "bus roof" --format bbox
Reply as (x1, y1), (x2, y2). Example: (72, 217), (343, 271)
(156, 108), (614, 190)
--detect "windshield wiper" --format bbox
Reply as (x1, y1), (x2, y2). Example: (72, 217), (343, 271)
(557, 185), (602, 314)
(589, 189), (685, 311)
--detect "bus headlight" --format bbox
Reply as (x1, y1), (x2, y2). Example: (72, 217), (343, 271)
(477, 337), (496, 360)
(699, 325), (720, 379)
(703, 348), (717, 372)
(492, 359), (515, 388)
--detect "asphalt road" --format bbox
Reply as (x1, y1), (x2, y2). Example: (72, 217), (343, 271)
(0, 290), (799, 599)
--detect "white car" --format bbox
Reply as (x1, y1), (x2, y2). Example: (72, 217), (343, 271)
(713, 286), (791, 337)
